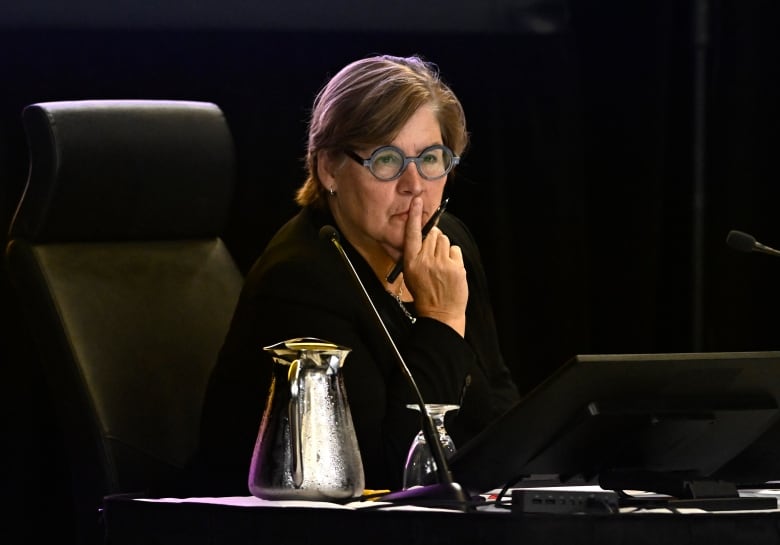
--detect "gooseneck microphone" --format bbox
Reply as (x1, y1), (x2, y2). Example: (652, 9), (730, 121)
(319, 225), (470, 510)
(726, 230), (780, 258)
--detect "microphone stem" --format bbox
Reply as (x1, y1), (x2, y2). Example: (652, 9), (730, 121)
(754, 242), (780, 258)
(327, 235), (455, 485)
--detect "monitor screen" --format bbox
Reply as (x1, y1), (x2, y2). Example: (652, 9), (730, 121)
(450, 351), (780, 495)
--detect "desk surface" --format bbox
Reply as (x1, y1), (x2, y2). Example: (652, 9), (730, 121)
(102, 493), (780, 545)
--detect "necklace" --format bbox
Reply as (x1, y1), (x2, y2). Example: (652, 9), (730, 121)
(388, 284), (416, 324)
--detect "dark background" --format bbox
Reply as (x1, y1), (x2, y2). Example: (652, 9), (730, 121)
(2, 1), (780, 542)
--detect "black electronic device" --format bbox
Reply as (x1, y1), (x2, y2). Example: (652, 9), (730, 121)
(726, 229), (780, 257)
(510, 488), (619, 515)
(449, 351), (780, 510)
(320, 225), (470, 511)
(714, 231), (780, 488)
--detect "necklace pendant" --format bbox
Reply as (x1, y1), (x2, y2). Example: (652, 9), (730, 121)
(389, 291), (416, 324)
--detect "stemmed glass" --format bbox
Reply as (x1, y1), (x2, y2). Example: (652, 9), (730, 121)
(402, 403), (459, 489)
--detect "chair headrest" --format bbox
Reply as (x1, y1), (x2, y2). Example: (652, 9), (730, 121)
(10, 100), (236, 243)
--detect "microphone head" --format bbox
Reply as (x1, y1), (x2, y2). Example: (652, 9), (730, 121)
(319, 225), (340, 242)
(726, 230), (757, 253)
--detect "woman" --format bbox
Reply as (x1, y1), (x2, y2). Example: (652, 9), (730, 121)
(197, 54), (520, 495)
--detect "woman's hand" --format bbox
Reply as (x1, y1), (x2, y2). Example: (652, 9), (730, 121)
(402, 197), (467, 336)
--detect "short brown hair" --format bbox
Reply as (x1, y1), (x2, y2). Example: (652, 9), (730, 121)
(295, 54), (469, 208)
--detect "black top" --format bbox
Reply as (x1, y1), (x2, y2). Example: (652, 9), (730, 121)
(196, 205), (520, 494)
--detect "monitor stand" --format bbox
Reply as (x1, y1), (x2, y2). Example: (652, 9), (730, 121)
(599, 469), (778, 511)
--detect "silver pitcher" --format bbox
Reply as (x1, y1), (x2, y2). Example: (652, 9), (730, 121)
(248, 337), (365, 500)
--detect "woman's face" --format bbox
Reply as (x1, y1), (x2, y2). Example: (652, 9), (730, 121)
(322, 104), (448, 266)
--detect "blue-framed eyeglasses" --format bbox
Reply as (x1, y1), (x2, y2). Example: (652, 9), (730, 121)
(345, 144), (460, 181)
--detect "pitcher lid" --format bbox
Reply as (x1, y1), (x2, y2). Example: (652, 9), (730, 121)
(263, 337), (351, 353)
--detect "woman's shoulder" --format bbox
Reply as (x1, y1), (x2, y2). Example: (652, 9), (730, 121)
(438, 211), (479, 254)
(262, 207), (324, 249)
(244, 207), (345, 290)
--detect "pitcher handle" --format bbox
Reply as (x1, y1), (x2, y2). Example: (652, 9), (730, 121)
(288, 358), (304, 488)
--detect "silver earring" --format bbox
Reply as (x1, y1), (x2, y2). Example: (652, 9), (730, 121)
(327, 187), (336, 196)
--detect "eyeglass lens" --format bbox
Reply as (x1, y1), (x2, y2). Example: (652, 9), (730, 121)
(369, 146), (455, 181)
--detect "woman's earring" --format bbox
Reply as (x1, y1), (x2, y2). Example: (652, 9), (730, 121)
(327, 187), (337, 196)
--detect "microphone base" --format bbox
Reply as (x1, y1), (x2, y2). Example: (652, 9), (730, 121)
(380, 482), (472, 512)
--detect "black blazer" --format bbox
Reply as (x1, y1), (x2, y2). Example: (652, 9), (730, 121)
(197, 205), (520, 493)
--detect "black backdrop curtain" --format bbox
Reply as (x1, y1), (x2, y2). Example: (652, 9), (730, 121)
(2, 1), (780, 542)
(704, 1), (780, 353)
(0, 10), (693, 393)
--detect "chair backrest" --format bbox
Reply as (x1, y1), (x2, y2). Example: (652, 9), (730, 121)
(5, 100), (244, 544)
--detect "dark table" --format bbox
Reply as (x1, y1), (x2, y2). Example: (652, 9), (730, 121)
(101, 493), (780, 545)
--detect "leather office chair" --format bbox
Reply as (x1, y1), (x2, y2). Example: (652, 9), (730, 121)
(5, 100), (244, 545)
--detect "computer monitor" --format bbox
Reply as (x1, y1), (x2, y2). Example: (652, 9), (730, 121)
(450, 351), (780, 498)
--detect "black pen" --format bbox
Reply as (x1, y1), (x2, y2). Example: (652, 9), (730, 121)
(386, 196), (450, 283)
